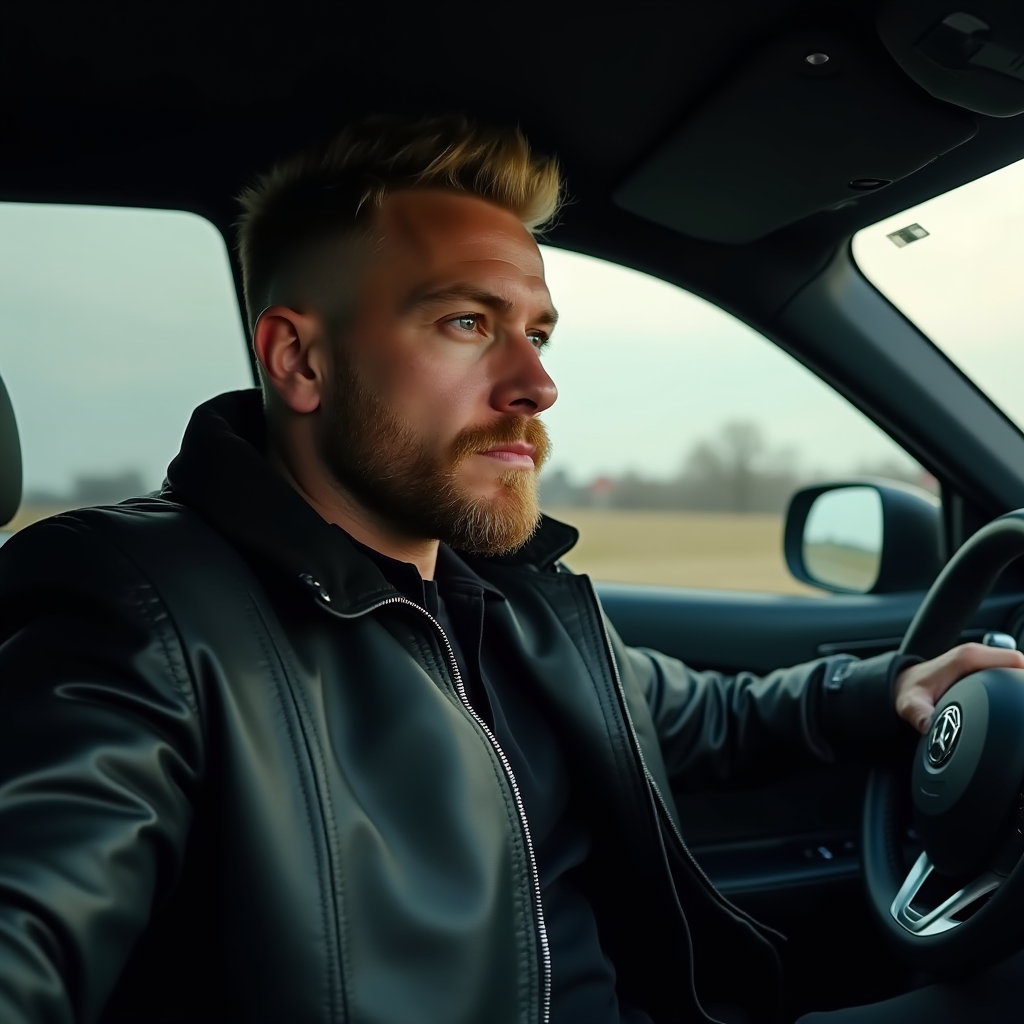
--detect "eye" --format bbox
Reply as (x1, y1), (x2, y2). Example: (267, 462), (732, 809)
(527, 330), (549, 350)
(449, 314), (479, 332)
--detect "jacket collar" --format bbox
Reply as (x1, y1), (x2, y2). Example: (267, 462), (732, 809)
(164, 390), (579, 614)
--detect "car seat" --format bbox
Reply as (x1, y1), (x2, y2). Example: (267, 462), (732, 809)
(0, 373), (23, 529)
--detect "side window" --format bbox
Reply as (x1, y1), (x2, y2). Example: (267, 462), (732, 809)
(0, 203), (253, 531)
(538, 247), (932, 594)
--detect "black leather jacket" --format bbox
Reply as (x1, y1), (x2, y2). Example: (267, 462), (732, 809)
(0, 391), (905, 1024)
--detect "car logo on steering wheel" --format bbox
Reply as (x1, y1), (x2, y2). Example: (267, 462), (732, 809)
(927, 705), (962, 767)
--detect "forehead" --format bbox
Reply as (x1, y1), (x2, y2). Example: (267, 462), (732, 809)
(374, 189), (547, 283)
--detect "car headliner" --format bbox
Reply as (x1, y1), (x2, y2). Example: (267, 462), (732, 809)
(3, 0), (1024, 337)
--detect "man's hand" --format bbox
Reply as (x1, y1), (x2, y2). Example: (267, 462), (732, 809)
(895, 643), (1024, 734)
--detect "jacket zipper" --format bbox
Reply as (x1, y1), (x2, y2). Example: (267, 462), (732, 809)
(313, 590), (552, 1024)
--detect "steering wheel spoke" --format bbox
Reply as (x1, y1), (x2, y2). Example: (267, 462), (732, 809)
(891, 851), (1002, 936)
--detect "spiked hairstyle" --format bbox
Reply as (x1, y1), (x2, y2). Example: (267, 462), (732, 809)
(236, 114), (562, 332)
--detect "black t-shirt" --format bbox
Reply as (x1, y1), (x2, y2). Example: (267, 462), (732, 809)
(351, 536), (653, 1024)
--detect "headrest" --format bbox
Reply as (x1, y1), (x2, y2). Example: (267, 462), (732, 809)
(0, 373), (23, 528)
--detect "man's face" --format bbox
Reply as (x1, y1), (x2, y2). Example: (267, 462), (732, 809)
(317, 189), (559, 555)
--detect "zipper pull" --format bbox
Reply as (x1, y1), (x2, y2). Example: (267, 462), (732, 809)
(299, 573), (332, 603)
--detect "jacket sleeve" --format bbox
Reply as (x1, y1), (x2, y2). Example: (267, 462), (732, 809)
(608, 618), (914, 793)
(0, 516), (203, 1024)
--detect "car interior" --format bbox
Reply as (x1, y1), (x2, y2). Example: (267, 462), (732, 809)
(4, 0), (1024, 1016)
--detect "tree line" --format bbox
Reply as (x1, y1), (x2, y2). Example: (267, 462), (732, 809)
(540, 420), (931, 514)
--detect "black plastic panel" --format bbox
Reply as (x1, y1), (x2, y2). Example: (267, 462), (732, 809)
(692, 831), (859, 896)
(614, 26), (975, 242)
(596, 581), (1023, 675)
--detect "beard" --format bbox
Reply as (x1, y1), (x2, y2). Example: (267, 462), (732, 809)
(318, 351), (550, 556)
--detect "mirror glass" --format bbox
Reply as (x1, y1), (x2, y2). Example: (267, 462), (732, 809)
(802, 486), (883, 592)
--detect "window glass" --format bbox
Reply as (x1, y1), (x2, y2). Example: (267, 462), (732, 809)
(0, 210), (929, 595)
(852, 157), (1024, 433)
(0, 203), (253, 531)
(538, 246), (931, 593)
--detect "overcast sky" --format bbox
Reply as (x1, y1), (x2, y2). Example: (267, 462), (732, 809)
(853, 155), (1024, 436)
(0, 204), (251, 496)
(537, 247), (917, 482)
(3, 156), (1020, 497)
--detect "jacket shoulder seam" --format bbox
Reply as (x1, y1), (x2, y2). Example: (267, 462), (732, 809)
(49, 512), (204, 726)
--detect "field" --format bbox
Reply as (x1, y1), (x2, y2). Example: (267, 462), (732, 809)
(804, 541), (879, 592)
(5, 505), (69, 533)
(8, 505), (820, 595)
(548, 508), (821, 595)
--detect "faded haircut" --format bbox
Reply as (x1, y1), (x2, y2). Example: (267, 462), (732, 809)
(235, 113), (562, 333)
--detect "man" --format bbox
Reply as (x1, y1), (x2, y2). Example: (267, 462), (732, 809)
(0, 114), (1020, 1024)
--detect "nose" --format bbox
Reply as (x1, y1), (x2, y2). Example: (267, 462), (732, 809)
(489, 334), (558, 416)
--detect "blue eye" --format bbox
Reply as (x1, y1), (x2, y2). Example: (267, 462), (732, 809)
(452, 315), (478, 332)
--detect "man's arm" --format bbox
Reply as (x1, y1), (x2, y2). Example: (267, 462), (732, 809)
(607, 617), (1024, 792)
(0, 516), (203, 1024)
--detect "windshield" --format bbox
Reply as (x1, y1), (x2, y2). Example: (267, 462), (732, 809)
(852, 156), (1024, 434)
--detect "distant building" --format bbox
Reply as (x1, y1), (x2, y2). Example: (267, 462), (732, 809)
(590, 476), (613, 509)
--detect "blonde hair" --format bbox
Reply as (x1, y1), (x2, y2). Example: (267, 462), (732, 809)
(236, 113), (562, 331)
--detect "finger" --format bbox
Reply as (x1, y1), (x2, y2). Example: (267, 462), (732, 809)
(952, 643), (1024, 677)
(897, 692), (936, 735)
(919, 644), (1024, 705)
(894, 645), (1024, 727)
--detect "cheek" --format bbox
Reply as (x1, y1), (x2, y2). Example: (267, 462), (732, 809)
(391, 353), (491, 437)
(350, 313), (493, 438)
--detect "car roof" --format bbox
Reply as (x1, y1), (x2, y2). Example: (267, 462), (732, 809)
(4, 0), (1024, 331)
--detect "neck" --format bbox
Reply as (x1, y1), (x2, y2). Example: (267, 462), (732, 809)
(269, 443), (439, 581)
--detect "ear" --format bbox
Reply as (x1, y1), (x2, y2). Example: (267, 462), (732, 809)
(252, 306), (326, 414)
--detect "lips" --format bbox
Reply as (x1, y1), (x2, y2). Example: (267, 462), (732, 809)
(478, 441), (536, 467)
(482, 441), (534, 458)
(452, 417), (549, 473)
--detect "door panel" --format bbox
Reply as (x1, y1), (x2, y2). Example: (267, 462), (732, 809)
(598, 582), (1024, 674)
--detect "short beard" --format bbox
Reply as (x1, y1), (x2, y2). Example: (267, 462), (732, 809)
(318, 350), (550, 556)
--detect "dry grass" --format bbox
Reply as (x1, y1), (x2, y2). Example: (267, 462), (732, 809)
(548, 508), (821, 595)
(8, 504), (819, 595)
(804, 542), (879, 593)
(5, 505), (73, 533)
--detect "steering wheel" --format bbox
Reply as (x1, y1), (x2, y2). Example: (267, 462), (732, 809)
(862, 511), (1024, 971)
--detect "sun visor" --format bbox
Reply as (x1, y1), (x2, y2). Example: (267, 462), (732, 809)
(613, 28), (977, 244)
(878, 1), (1024, 118)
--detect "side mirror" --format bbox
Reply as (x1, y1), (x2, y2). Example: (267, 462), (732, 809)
(784, 481), (942, 594)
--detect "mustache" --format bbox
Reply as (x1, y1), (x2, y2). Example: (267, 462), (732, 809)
(450, 416), (550, 469)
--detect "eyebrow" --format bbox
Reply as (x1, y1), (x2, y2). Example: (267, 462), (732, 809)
(404, 283), (559, 328)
